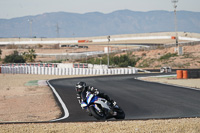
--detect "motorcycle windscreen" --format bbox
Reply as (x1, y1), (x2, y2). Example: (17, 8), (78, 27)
(87, 94), (99, 104)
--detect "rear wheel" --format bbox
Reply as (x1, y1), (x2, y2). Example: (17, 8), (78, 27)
(89, 106), (106, 120)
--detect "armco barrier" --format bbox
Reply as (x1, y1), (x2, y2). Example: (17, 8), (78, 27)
(188, 70), (199, 78)
(0, 66), (137, 75)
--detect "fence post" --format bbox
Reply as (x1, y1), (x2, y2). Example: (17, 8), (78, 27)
(66, 68), (69, 75)
(9, 67), (12, 74)
(100, 69), (103, 75)
(72, 68), (75, 75)
(104, 69), (107, 75)
(121, 68), (125, 74)
(35, 67), (38, 75)
(125, 68), (128, 74)
(128, 69), (132, 74)
(117, 69), (121, 74)
(82, 69), (86, 75)
(45, 67), (49, 75)
(85, 69), (89, 75)
(96, 69), (99, 75)
(31, 67), (34, 74)
(93, 69), (96, 75)
(58, 68), (62, 75)
(27, 67), (30, 74)
(41, 67), (44, 75)
(19, 67), (22, 74)
(48, 67), (52, 75)
(89, 69), (92, 75)
(24, 67), (27, 74)
(79, 68), (83, 75)
(62, 68), (65, 75)
(52, 67), (55, 75)
(55, 68), (58, 75)
(111, 69), (115, 75)
(114, 69), (117, 75)
(75, 68), (79, 75)
(37, 67), (41, 75)
(68, 68), (72, 75)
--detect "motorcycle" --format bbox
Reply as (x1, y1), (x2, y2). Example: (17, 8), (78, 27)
(81, 91), (125, 120)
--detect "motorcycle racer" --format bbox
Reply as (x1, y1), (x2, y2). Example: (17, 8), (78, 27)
(75, 81), (116, 108)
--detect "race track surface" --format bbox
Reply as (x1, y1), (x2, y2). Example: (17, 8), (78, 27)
(48, 73), (200, 122)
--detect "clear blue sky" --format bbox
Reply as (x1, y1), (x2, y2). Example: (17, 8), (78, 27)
(0, 0), (199, 19)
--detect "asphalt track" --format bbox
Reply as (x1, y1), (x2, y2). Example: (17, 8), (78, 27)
(48, 73), (200, 122)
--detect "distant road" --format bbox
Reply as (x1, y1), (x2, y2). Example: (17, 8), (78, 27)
(1, 32), (200, 45)
(48, 73), (200, 122)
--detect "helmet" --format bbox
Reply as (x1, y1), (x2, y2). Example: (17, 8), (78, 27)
(75, 82), (86, 93)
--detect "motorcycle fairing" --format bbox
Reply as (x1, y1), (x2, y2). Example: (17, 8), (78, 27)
(81, 101), (87, 108)
(85, 91), (111, 112)
(93, 98), (110, 110)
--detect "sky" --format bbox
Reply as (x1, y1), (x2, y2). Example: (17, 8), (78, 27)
(0, 0), (200, 19)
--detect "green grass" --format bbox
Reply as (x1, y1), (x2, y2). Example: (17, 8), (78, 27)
(159, 53), (178, 60)
(25, 80), (38, 86)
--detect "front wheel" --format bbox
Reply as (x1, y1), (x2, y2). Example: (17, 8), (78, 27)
(89, 106), (106, 120)
(114, 107), (125, 119)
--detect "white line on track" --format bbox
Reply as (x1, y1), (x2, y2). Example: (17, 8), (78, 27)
(46, 80), (69, 122)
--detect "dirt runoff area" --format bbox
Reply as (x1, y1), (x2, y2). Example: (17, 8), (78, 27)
(0, 74), (90, 122)
(0, 74), (200, 133)
(140, 76), (200, 89)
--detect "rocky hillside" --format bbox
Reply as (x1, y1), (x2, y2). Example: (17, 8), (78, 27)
(133, 44), (200, 69)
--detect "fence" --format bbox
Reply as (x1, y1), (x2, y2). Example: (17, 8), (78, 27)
(0, 63), (57, 67)
(0, 66), (137, 75)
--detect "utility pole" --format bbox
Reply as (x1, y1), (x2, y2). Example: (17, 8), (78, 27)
(171, 0), (181, 55)
(28, 19), (33, 38)
(107, 36), (110, 68)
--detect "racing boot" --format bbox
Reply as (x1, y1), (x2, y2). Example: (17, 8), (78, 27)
(108, 109), (117, 116)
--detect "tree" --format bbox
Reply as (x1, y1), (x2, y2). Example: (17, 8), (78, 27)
(23, 49), (37, 62)
(4, 50), (25, 63)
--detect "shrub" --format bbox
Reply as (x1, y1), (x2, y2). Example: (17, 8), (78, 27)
(138, 58), (155, 68)
(42, 60), (63, 63)
(22, 49), (37, 62)
(159, 53), (178, 60)
(4, 50), (26, 63)
(183, 53), (193, 58)
(80, 54), (140, 67)
(142, 53), (146, 56)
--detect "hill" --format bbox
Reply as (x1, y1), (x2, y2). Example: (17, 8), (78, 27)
(133, 44), (200, 69)
(0, 10), (200, 38)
